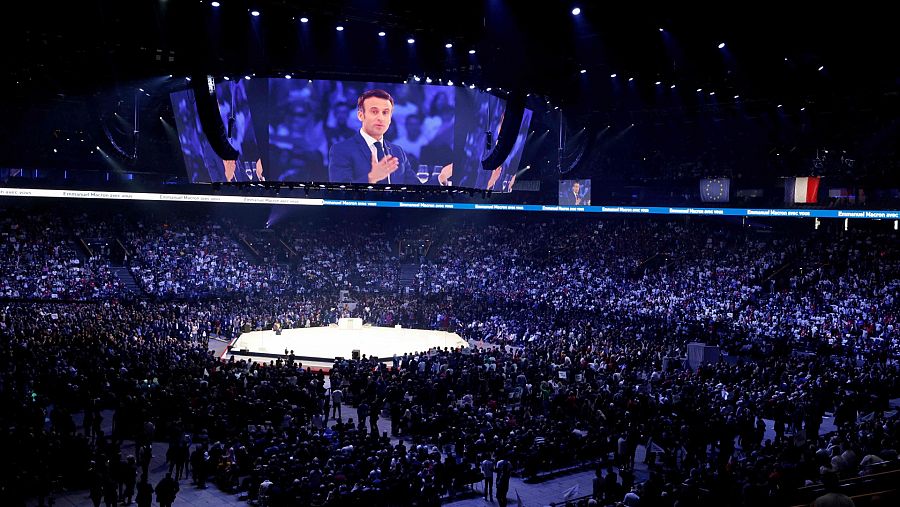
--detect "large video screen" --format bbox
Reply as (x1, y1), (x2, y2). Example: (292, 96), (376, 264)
(170, 79), (532, 192)
(559, 179), (591, 205)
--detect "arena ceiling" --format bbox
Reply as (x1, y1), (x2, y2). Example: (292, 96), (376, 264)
(5, 1), (898, 114)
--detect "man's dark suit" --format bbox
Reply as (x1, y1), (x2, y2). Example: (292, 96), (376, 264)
(328, 132), (413, 184)
(559, 187), (590, 205)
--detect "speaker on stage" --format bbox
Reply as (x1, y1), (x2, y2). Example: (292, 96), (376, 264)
(352, 349), (360, 361)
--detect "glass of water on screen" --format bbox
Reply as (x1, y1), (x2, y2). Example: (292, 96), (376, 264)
(416, 165), (431, 184)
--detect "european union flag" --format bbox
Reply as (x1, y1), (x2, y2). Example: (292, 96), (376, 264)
(700, 178), (730, 202)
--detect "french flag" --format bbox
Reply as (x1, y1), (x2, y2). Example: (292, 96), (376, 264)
(785, 177), (821, 204)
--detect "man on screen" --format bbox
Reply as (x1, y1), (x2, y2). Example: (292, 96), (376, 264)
(560, 180), (590, 205)
(328, 89), (413, 184)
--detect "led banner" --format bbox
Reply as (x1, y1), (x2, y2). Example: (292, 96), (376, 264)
(2, 188), (899, 220)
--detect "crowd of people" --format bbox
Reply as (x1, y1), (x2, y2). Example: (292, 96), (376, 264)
(1, 203), (899, 506)
(124, 216), (402, 299)
(0, 211), (123, 300)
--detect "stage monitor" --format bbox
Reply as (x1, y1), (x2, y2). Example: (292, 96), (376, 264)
(170, 79), (532, 192)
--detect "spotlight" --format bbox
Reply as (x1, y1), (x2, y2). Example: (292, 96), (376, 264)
(800, 107), (806, 111)
(696, 88), (702, 92)
(734, 95), (740, 99)
(718, 42), (725, 49)
(223, 76), (230, 80)
(445, 43), (453, 48)
(469, 49), (476, 55)
(610, 73), (617, 78)
(378, 31), (386, 37)
(571, 7), (581, 15)
(655, 81), (661, 85)
(447, 80), (453, 86)
(336, 25), (344, 31)
(244, 75), (251, 80)
(818, 65), (825, 71)
(709, 91), (715, 96)
(628, 77), (634, 82)
(670, 84), (676, 89)
(777, 104), (783, 108)
(250, 10), (260, 17)
(425, 77), (433, 83)
(138, 88), (145, 92)
(211, 1), (220, 6)
(413, 76), (421, 82)
(469, 84), (475, 89)
(658, 27), (664, 32)
(580, 69), (587, 74)
(300, 17), (308, 23)
(407, 38), (415, 44)
(486, 87), (492, 91)
(53, 148), (57, 153)
(285, 74), (292, 79)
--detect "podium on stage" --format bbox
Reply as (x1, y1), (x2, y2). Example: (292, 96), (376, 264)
(337, 318), (363, 330)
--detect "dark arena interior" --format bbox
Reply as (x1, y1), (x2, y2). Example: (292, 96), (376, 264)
(2, 2), (900, 507)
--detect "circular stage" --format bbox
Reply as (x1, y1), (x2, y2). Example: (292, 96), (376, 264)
(224, 318), (468, 367)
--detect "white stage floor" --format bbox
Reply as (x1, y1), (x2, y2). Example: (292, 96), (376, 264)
(225, 319), (467, 366)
